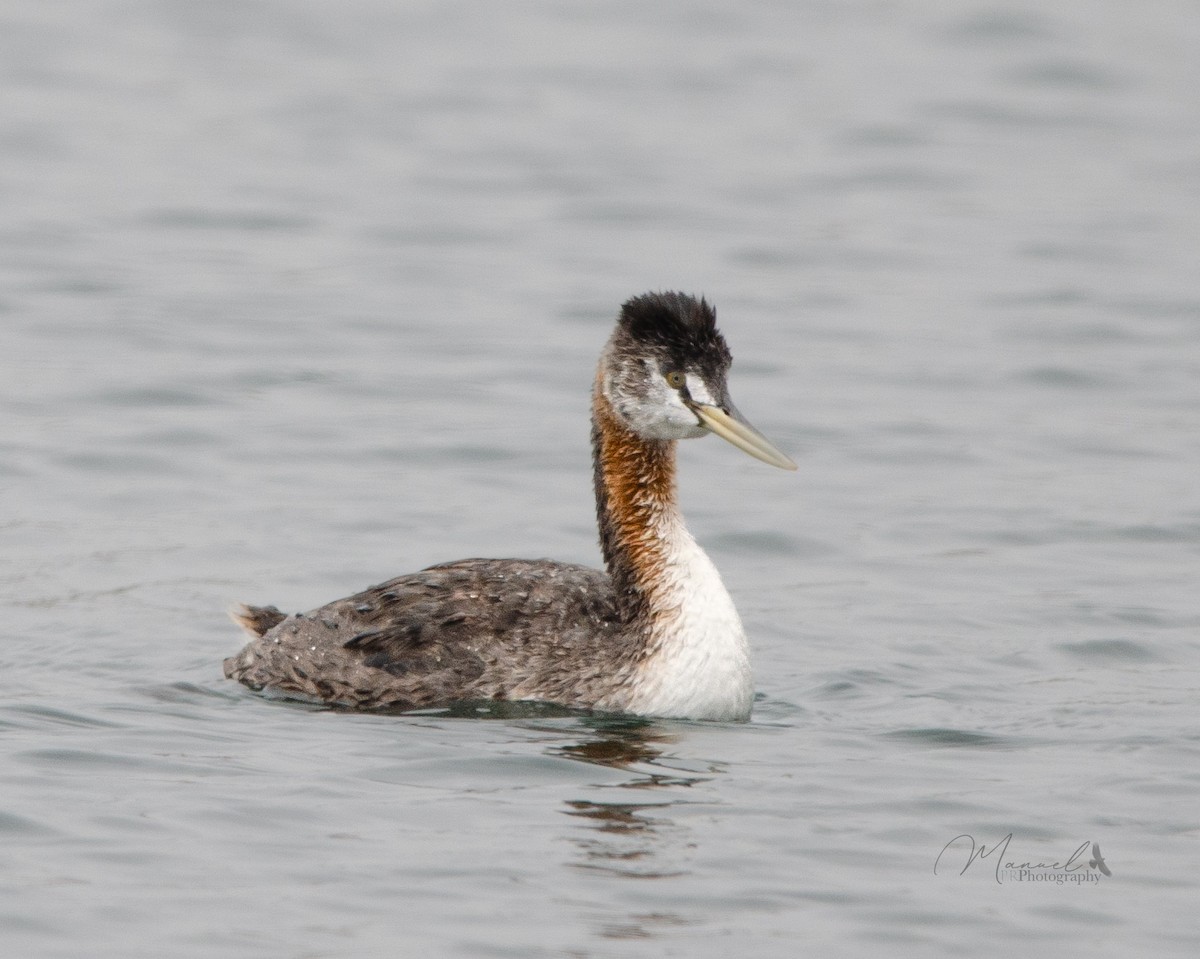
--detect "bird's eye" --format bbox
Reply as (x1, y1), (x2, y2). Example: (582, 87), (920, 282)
(665, 371), (686, 389)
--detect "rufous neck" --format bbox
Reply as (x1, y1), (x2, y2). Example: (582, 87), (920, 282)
(590, 388), (681, 619)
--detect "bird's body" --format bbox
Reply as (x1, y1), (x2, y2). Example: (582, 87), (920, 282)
(224, 292), (794, 720)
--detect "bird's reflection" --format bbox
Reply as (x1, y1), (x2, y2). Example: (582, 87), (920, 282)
(549, 716), (724, 785)
(541, 717), (725, 937)
(556, 718), (678, 775)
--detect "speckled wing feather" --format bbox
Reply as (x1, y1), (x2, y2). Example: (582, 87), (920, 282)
(224, 558), (626, 711)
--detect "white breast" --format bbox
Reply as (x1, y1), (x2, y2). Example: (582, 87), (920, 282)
(614, 518), (753, 721)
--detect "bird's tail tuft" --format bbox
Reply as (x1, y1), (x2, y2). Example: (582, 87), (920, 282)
(227, 603), (287, 638)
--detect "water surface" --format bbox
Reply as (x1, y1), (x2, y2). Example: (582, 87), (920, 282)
(3, 1), (1198, 956)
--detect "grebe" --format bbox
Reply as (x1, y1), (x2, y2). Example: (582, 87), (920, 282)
(224, 292), (796, 720)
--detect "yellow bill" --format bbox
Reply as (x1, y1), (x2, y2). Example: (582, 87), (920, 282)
(692, 403), (797, 471)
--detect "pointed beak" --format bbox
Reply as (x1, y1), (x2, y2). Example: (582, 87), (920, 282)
(691, 401), (797, 471)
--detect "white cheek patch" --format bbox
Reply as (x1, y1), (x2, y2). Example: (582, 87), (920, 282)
(662, 385), (698, 424)
(603, 358), (711, 440)
(685, 373), (717, 406)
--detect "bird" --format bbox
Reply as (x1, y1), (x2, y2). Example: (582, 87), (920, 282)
(223, 292), (796, 720)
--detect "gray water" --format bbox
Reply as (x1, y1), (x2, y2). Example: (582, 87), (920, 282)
(3, 1), (1198, 955)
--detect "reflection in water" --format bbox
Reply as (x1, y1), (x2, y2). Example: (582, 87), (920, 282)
(553, 717), (724, 785)
(557, 718), (691, 780)
(548, 718), (724, 940)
